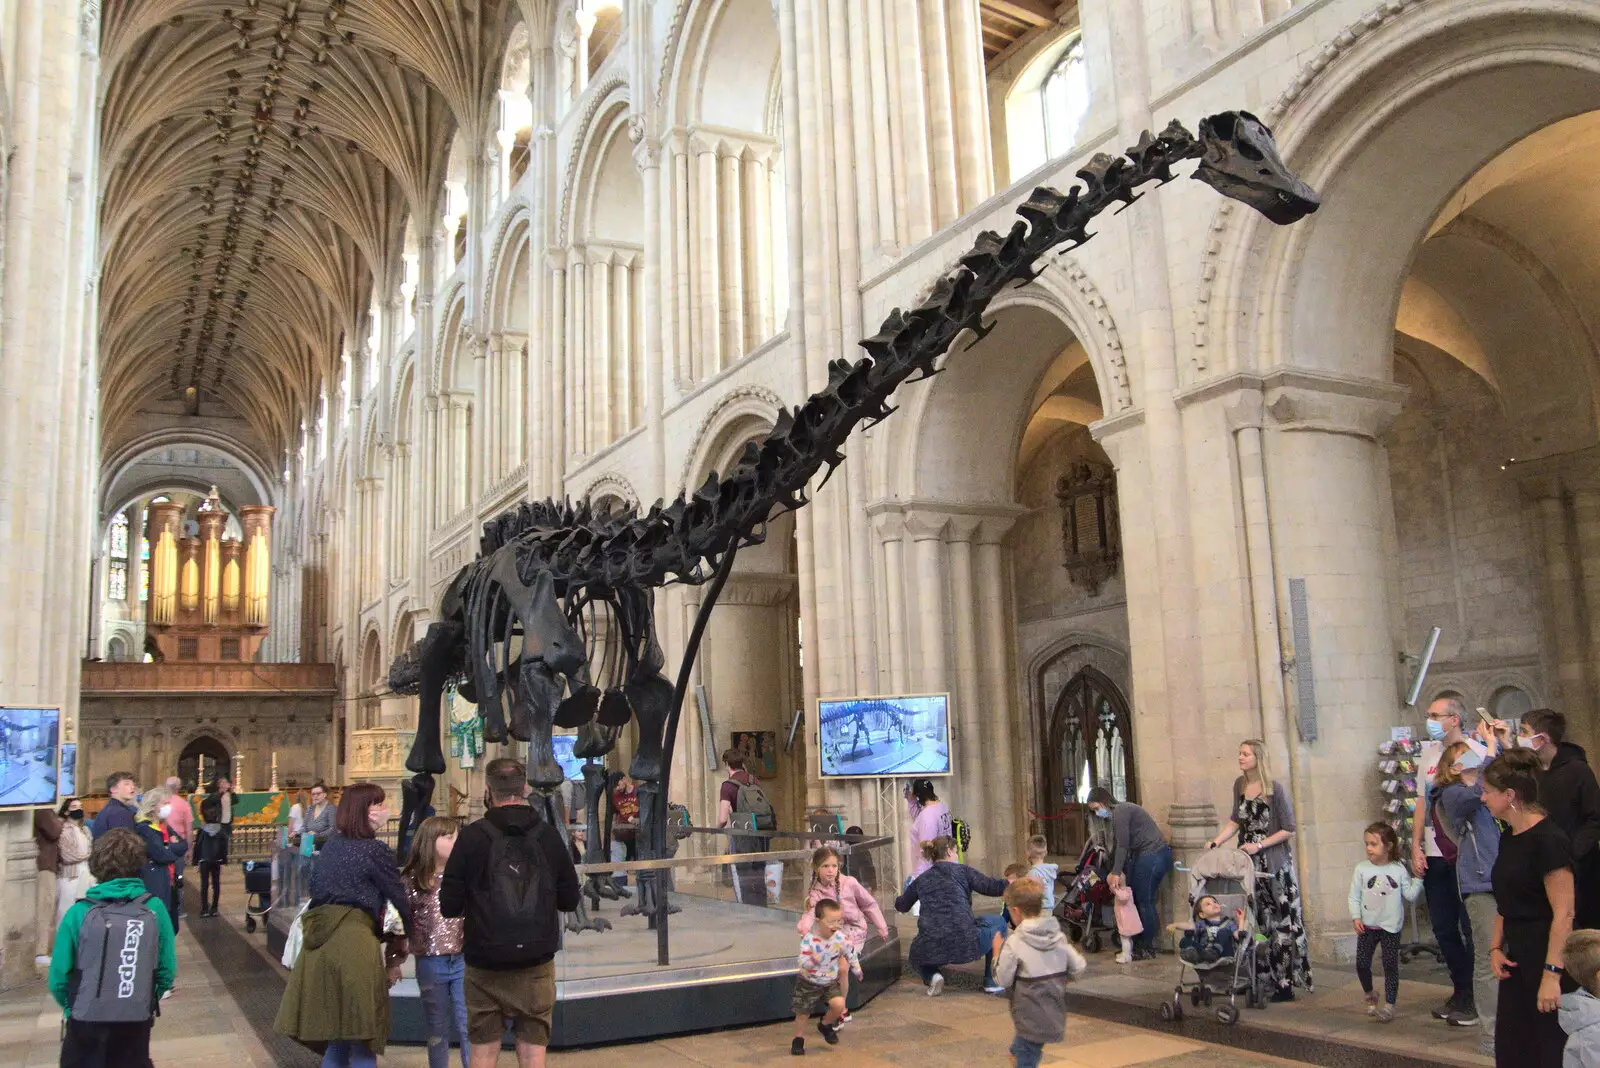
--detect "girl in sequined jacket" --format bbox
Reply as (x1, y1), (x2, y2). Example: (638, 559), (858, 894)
(401, 816), (469, 1068)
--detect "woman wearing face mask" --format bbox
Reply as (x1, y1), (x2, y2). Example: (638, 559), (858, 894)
(1207, 739), (1313, 1000)
(55, 798), (94, 922)
(134, 787), (188, 935)
(1086, 788), (1170, 962)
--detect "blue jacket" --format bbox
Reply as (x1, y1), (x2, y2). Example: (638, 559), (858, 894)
(90, 797), (137, 837)
(894, 860), (1008, 969)
(1438, 779), (1501, 895)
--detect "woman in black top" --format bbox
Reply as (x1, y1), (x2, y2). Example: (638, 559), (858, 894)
(1484, 748), (1574, 1068)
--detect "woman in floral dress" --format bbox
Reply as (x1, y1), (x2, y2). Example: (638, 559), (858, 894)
(1207, 738), (1313, 1001)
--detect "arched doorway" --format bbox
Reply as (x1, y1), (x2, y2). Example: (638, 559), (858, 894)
(1040, 667), (1135, 856)
(177, 735), (230, 792)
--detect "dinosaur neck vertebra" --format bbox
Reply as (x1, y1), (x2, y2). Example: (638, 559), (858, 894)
(478, 115), (1300, 594)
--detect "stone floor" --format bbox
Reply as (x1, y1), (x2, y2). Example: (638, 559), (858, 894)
(0, 872), (1491, 1067)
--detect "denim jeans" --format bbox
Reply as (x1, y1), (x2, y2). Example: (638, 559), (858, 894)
(978, 913), (1008, 985)
(610, 837), (635, 888)
(416, 953), (471, 1068)
(1462, 890), (1498, 1045)
(1423, 859), (1473, 1000)
(1009, 1035), (1044, 1068)
(320, 1041), (377, 1068)
(1127, 844), (1173, 952)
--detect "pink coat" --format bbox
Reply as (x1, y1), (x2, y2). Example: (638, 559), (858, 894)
(1114, 885), (1143, 937)
(797, 873), (890, 950)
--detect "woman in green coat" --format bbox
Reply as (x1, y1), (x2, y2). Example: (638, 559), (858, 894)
(275, 783), (411, 1068)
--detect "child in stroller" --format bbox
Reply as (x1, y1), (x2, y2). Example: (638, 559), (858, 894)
(1055, 836), (1114, 953)
(1161, 847), (1264, 1025)
(1179, 895), (1245, 964)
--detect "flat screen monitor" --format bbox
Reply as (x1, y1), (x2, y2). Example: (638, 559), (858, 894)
(59, 743), (76, 800)
(551, 735), (586, 781)
(0, 706), (61, 810)
(817, 693), (951, 779)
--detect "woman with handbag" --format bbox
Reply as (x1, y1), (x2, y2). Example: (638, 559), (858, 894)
(275, 782), (412, 1068)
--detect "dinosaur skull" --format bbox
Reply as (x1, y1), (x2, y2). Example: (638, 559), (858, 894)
(1193, 111), (1320, 225)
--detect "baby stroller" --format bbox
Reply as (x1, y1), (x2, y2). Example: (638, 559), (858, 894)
(1056, 837), (1115, 953)
(241, 859), (272, 933)
(1159, 847), (1263, 1025)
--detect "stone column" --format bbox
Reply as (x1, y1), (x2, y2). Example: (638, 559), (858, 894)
(975, 512), (1023, 863)
(1537, 495), (1591, 732)
(720, 145), (746, 359)
(1573, 489), (1600, 745)
(694, 136), (722, 378)
(1257, 368), (1406, 942)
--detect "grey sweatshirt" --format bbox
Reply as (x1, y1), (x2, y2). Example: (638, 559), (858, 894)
(994, 915), (1087, 1044)
(1107, 802), (1167, 876)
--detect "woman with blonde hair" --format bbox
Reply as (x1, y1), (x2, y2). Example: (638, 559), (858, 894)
(133, 786), (187, 934)
(1207, 738), (1312, 1000)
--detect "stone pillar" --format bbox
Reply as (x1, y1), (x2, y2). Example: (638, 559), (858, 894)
(702, 573), (802, 830)
(1537, 495), (1591, 733)
(1257, 369), (1406, 943)
(1573, 489), (1600, 746)
(975, 512), (1023, 864)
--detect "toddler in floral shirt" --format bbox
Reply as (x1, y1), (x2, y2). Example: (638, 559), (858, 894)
(791, 900), (861, 1055)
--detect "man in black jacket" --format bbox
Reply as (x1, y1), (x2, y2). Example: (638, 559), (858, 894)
(1519, 709), (1600, 927)
(441, 757), (580, 1068)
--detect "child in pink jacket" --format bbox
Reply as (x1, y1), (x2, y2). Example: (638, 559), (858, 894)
(797, 845), (890, 1021)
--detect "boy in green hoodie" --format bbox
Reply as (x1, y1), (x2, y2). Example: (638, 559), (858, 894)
(50, 827), (177, 1068)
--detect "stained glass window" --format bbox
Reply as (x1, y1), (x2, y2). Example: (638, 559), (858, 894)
(109, 512), (129, 601)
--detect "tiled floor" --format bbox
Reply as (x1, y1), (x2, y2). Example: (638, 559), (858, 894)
(0, 874), (1489, 1067)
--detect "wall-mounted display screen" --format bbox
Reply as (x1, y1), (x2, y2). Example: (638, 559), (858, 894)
(59, 743), (76, 800)
(0, 706), (62, 809)
(817, 693), (951, 778)
(551, 735), (587, 781)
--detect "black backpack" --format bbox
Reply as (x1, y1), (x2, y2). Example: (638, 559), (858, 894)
(481, 821), (553, 952)
(68, 894), (160, 1023)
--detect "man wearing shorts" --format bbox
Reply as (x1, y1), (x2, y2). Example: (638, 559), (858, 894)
(441, 758), (581, 1068)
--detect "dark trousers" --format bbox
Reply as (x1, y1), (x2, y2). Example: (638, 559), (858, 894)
(1127, 845), (1173, 952)
(917, 964), (941, 984)
(198, 860), (222, 913)
(1423, 858), (1473, 999)
(1356, 928), (1401, 1004)
(1578, 853), (1600, 930)
(60, 1018), (154, 1068)
(1496, 960), (1568, 1068)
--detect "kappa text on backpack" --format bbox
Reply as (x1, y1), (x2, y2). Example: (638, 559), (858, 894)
(68, 894), (160, 1023)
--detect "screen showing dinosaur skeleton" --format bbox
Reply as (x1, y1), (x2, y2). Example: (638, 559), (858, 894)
(551, 734), (586, 781)
(817, 693), (951, 778)
(0, 706), (61, 809)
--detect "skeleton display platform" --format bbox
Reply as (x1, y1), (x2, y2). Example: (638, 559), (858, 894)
(265, 837), (902, 1048)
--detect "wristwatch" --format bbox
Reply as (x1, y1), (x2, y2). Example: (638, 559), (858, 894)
(1545, 963), (1565, 975)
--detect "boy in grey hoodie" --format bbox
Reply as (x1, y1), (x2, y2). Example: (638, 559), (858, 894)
(992, 876), (1087, 1068)
(1561, 930), (1600, 1068)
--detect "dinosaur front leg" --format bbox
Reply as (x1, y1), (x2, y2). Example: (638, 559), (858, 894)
(624, 670), (674, 783)
(520, 658), (567, 790)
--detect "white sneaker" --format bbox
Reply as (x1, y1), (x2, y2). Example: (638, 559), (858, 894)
(1115, 949), (1133, 964)
(838, 1011), (853, 1025)
(160, 990), (172, 1000)
(984, 983), (1006, 995)
(927, 972), (945, 997)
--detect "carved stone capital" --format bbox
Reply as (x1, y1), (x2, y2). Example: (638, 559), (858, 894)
(1260, 368), (1407, 441)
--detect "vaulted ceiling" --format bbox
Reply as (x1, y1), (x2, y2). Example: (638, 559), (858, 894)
(99, 0), (537, 460)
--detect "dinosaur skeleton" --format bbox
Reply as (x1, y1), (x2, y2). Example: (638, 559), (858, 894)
(389, 110), (1319, 936)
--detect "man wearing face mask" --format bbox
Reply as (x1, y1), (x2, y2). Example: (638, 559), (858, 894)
(1414, 696), (1484, 1027)
(1506, 709), (1600, 928)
